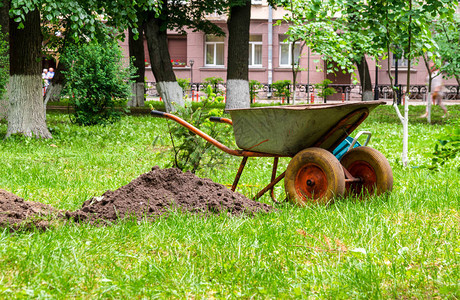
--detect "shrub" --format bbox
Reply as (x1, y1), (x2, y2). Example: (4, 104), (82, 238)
(168, 85), (231, 173)
(271, 80), (292, 100)
(62, 40), (134, 125)
(177, 78), (190, 92)
(249, 80), (263, 103)
(428, 118), (460, 171)
(203, 77), (224, 95)
(315, 79), (336, 102)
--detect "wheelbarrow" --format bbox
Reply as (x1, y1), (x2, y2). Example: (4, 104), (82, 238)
(151, 101), (393, 205)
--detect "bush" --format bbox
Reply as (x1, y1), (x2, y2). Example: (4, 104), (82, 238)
(62, 40), (134, 125)
(271, 80), (292, 100)
(0, 27), (8, 100)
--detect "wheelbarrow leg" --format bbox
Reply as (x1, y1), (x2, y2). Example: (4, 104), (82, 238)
(270, 158), (280, 203)
(255, 170), (286, 201)
(232, 157), (248, 191)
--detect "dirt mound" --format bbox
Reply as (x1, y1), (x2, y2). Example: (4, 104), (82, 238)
(66, 166), (273, 224)
(0, 189), (62, 231)
(0, 167), (273, 229)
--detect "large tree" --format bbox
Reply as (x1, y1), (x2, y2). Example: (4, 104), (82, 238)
(128, 13), (146, 107)
(0, 0), (9, 120)
(143, 0), (226, 112)
(4, 0), (142, 138)
(8, 9), (51, 138)
(225, 0), (251, 110)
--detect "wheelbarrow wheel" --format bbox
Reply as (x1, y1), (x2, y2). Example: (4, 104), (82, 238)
(340, 146), (393, 196)
(285, 147), (345, 206)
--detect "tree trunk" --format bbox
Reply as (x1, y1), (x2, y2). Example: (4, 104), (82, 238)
(128, 19), (145, 107)
(0, 0), (9, 120)
(7, 9), (51, 138)
(144, 11), (183, 112)
(356, 56), (373, 101)
(44, 61), (66, 105)
(225, 0), (251, 110)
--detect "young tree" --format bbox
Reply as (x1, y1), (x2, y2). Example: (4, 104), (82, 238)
(275, 0), (382, 101)
(364, 0), (457, 166)
(225, 0), (251, 110)
(435, 15), (460, 85)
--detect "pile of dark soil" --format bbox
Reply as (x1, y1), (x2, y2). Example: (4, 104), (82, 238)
(0, 189), (62, 231)
(67, 166), (273, 224)
(0, 167), (273, 229)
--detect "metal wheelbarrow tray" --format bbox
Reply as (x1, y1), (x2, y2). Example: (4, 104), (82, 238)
(151, 101), (393, 205)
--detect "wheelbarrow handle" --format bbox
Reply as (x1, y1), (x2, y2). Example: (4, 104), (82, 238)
(209, 116), (233, 125)
(150, 109), (283, 158)
(151, 110), (167, 118)
(349, 131), (372, 150)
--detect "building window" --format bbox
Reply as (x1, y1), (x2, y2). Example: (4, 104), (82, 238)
(249, 35), (263, 67)
(251, 0), (263, 4)
(392, 53), (410, 68)
(205, 35), (225, 66)
(279, 34), (300, 67)
(168, 35), (187, 67)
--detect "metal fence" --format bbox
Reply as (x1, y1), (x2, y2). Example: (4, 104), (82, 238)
(145, 82), (460, 102)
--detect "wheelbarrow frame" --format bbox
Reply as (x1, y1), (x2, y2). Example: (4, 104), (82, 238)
(151, 106), (370, 202)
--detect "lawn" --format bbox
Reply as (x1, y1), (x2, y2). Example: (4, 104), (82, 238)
(0, 104), (459, 298)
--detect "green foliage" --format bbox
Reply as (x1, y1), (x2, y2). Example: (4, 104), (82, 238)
(434, 15), (460, 84)
(0, 27), (8, 101)
(315, 79), (336, 100)
(168, 85), (230, 173)
(203, 77), (224, 95)
(275, 0), (458, 84)
(176, 78), (190, 92)
(61, 40), (133, 126)
(271, 80), (292, 100)
(249, 80), (263, 103)
(429, 118), (460, 171)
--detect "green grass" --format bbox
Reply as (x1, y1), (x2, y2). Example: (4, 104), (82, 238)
(0, 105), (459, 298)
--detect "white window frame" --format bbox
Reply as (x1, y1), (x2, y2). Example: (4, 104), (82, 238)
(392, 53), (410, 68)
(279, 35), (301, 67)
(249, 35), (263, 67)
(205, 35), (225, 67)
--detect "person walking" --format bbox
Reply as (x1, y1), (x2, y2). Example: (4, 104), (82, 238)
(420, 62), (448, 118)
(42, 69), (49, 95)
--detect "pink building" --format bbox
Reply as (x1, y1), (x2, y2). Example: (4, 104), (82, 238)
(119, 1), (459, 100)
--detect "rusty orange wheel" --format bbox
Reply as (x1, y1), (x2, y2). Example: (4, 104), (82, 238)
(340, 146), (393, 197)
(285, 148), (345, 206)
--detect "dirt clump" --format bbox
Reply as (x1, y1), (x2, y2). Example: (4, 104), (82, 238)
(0, 189), (62, 231)
(66, 166), (273, 224)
